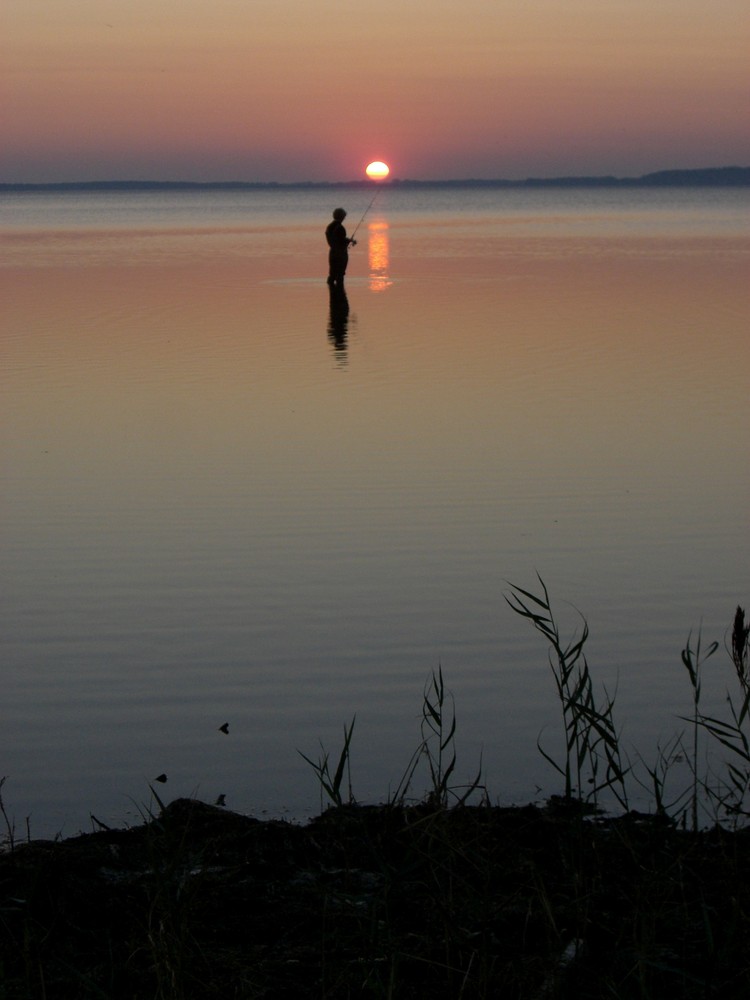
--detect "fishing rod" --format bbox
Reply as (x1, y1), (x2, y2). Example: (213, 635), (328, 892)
(348, 186), (382, 245)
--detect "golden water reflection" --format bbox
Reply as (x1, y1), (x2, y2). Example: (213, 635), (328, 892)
(367, 220), (392, 292)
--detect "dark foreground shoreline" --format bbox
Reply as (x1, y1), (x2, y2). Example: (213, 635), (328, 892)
(2, 797), (748, 998)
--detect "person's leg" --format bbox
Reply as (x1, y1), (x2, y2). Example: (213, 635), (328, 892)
(337, 254), (348, 287)
(328, 252), (347, 286)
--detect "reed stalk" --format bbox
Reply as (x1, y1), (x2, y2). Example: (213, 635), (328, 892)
(505, 575), (629, 810)
(685, 607), (750, 823)
(298, 716), (356, 809)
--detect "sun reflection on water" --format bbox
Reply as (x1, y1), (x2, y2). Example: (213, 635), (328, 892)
(367, 220), (392, 292)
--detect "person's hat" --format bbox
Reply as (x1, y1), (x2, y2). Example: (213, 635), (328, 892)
(332, 207), (346, 220)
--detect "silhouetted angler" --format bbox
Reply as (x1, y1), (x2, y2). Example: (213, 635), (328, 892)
(325, 207), (355, 287)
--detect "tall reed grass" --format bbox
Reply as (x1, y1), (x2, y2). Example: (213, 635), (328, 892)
(299, 577), (748, 829)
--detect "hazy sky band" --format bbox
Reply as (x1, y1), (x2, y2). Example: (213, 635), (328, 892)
(2, 0), (749, 183)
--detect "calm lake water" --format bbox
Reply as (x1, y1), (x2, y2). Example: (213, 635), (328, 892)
(2, 186), (748, 835)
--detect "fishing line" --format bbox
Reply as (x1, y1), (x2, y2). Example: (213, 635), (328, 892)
(349, 186), (382, 244)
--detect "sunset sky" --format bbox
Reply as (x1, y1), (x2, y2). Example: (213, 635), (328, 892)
(2, 0), (748, 183)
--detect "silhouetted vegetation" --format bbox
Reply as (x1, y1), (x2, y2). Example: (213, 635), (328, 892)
(1, 584), (748, 998)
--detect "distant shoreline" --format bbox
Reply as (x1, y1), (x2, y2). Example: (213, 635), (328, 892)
(1, 166), (748, 193)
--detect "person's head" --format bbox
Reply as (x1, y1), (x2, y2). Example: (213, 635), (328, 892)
(332, 207), (347, 221)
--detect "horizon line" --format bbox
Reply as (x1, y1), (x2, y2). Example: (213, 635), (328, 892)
(2, 166), (749, 192)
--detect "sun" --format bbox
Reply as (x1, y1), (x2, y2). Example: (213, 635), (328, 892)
(365, 160), (390, 181)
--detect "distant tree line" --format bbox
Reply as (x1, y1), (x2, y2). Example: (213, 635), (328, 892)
(2, 166), (748, 193)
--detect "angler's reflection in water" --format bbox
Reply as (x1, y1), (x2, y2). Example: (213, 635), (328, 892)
(327, 286), (350, 365)
(368, 220), (393, 293)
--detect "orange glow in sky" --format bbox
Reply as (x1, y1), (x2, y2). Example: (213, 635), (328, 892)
(2, 0), (748, 182)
